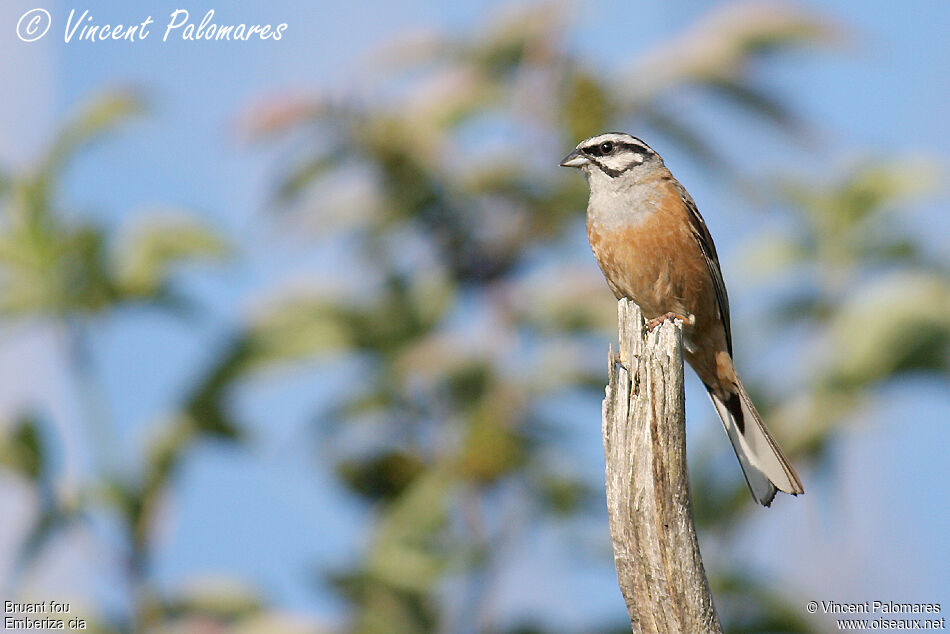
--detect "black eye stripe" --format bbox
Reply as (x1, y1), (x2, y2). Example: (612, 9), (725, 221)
(614, 142), (653, 155)
(588, 146), (651, 178)
(633, 144), (652, 153)
(582, 141), (653, 158)
(588, 158), (624, 177)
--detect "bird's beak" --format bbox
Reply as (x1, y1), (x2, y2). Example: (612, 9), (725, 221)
(559, 149), (588, 168)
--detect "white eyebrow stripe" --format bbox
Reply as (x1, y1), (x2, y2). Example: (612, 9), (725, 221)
(577, 133), (659, 177)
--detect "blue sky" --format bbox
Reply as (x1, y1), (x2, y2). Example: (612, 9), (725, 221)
(1, 0), (949, 629)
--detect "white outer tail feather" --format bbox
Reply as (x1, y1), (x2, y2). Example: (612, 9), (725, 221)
(708, 379), (804, 507)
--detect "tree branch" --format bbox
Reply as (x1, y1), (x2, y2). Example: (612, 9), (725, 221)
(602, 299), (722, 634)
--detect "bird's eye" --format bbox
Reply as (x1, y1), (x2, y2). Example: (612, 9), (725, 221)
(599, 141), (614, 154)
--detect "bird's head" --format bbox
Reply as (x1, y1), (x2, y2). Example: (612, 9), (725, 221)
(559, 132), (663, 181)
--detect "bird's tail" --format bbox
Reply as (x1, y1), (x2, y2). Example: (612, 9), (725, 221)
(707, 377), (804, 506)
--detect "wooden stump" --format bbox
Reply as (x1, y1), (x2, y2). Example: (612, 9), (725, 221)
(602, 299), (722, 634)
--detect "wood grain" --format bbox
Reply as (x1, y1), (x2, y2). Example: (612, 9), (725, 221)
(602, 299), (722, 633)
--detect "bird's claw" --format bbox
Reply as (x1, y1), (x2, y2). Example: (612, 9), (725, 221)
(645, 312), (694, 331)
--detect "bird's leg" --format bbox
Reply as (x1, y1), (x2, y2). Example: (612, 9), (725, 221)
(645, 311), (695, 331)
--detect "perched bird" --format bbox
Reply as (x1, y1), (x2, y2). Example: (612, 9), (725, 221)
(561, 132), (803, 506)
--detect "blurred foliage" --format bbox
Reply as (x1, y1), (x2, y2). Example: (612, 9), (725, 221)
(0, 93), (226, 317)
(235, 2), (924, 633)
(718, 161), (949, 486)
(0, 414), (44, 482)
(0, 2), (947, 633)
(0, 90), (237, 632)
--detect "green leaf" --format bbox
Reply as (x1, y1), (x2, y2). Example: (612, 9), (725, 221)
(0, 414), (45, 482)
(826, 272), (950, 388)
(246, 296), (351, 365)
(456, 413), (527, 483)
(114, 213), (228, 299)
(184, 338), (250, 440)
(563, 71), (614, 142)
(164, 578), (263, 621)
(274, 154), (337, 204)
(367, 466), (454, 594)
(336, 451), (427, 503)
(735, 234), (806, 280)
(536, 474), (595, 516)
(0, 221), (115, 316)
(41, 90), (145, 180)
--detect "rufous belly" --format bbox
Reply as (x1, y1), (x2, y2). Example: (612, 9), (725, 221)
(587, 206), (729, 388)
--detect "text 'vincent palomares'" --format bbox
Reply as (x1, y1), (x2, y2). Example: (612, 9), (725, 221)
(64, 8), (288, 43)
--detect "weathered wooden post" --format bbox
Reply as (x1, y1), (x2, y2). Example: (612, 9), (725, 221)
(602, 299), (722, 633)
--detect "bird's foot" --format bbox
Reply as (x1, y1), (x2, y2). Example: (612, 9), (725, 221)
(645, 312), (694, 331)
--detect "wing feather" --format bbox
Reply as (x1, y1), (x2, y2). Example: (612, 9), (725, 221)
(668, 178), (733, 355)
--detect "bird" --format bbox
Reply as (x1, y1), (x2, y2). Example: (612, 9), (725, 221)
(560, 132), (803, 506)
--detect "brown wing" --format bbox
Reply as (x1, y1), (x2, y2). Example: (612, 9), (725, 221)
(669, 179), (733, 355)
